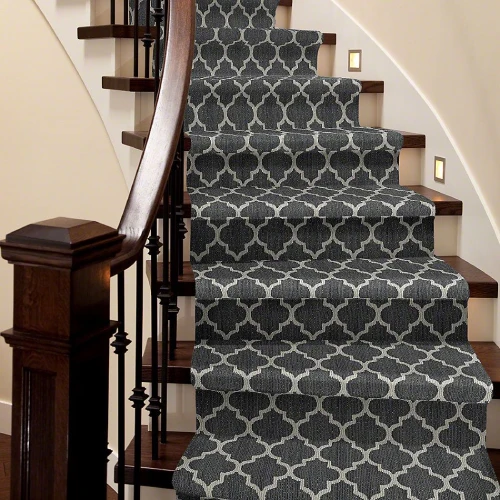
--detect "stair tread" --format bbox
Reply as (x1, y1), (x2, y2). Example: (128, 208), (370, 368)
(103, 75), (383, 93)
(192, 339), (491, 404)
(174, 431), (499, 499)
(142, 339), (500, 399)
(189, 184), (437, 219)
(123, 129), (425, 151)
(193, 257), (468, 301)
(145, 340), (500, 399)
(154, 186), (461, 218)
(119, 427), (500, 490)
(79, 25), (335, 44)
(149, 256), (497, 299)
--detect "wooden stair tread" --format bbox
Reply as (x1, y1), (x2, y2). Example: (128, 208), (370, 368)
(154, 186), (461, 219)
(441, 256), (498, 298)
(104, 76), (382, 93)
(118, 427), (500, 488)
(123, 130), (425, 151)
(79, 25), (334, 44)
(406, 185), (462, 215)
(78, 25), (158, 39)
(122, 131), (191, 151)
(147, 257), (497, 299)
(142, 338), (500, 399)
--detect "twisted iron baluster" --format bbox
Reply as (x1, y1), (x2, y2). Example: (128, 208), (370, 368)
(158, 180), (171, 443)
(129, 254), (148, 500)
(152, 0), (165, 99)
(133, 0), (139, 77)
(142, 0), (153, 78)
(111, 273), (131, 500)
(145, 225), (162, 460)
(176, 128), (187, 276)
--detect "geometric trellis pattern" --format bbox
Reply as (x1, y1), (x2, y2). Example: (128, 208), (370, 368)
(170, 0), (500, 498)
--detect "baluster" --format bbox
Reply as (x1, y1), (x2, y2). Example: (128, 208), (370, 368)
(146, 224), (162, 460)
(124, 0), (129, 24)
(152, 0), (165, 99)
(129, 254), (148, 500)
(111, 0), (116, 24)
(142, 0), (153, 78)
(158, 182), (171, 443)
(176, 129), (187, 276)
(133, 0), (139, 77)
(111, 273), (131, 500)
(169, 168), (180, 361)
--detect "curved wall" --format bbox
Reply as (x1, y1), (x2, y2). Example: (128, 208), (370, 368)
(0, 0), (128, 405)
(335, 0), (500, 240)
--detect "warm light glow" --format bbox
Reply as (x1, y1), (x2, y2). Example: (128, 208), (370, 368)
(434, 157), (446, 183)
(348, 50), (362, 72)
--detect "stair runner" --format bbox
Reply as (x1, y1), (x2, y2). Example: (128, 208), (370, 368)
(168, 0), (500, 498)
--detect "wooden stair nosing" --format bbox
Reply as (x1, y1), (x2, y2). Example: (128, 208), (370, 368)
(79, 24), (334, 44)
(142, 338), (500, 400)
(148, 257), (498, 299)
(78, 25), (158, 39)
(103, 76), (383, 93)
(123, 130), (425, 151)
(153, 186), (461, 220)
(118, 426), (500, 489)
(122, 131), (191, 151)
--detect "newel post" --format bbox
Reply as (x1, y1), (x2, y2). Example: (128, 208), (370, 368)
(0, 218), (124, 499)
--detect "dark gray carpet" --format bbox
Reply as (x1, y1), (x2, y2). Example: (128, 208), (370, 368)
(143, 0), (500, 497)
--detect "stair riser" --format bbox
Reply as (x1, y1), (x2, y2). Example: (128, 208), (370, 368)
(174, 296), (494, 343)
(180, 216), (459, 264)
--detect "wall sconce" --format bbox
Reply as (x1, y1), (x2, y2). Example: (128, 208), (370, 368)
(348, 50), (362, 72)
(434, 156), (446, 183)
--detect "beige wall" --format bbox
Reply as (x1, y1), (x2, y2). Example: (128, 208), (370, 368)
(0, 0), (128, 403)
(335, 0), (500, 238)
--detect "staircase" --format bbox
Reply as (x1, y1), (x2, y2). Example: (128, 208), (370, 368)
(76, 0), (500, 497)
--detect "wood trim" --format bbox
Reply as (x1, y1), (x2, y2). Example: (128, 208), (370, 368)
(110, 0), (196, 275)
(104, 76), (383, 94)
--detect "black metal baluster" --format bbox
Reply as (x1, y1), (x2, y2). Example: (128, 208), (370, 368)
(142, 0), (153, 78)
(133, 0), (139, 77)
(145, 224), (162, 460)
(152, 0), (165, 99)
(169, 167), (180, 361)
(111, 0), (116, 25)
(176, 130), (187, 276)
(111, 273), (131, 500)
(124, 0), (129, 24)
(130, 254), (148, 500)
(158, 181), (171, 443)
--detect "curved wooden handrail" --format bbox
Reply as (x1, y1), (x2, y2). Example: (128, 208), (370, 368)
(111, 0), (195, 276)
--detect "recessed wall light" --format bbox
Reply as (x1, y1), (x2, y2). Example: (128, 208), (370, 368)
(348, 50), (362, 72)
(434, 157), (446, 183)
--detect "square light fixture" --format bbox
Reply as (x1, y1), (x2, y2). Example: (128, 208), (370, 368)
(348, 50), (362, 72)
(434, 156), (446, 183)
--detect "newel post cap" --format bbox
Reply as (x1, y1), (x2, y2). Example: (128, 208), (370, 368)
(0, 217), (124, 269)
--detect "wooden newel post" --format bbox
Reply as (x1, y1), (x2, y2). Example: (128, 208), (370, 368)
(0, 218), (124, 499)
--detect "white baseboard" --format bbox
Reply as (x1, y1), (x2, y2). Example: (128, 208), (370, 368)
(0, 400), (11, 435)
